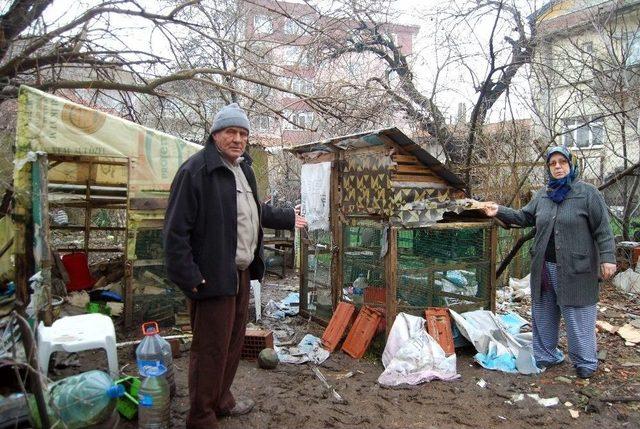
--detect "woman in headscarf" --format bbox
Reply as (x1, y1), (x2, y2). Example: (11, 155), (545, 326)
(483, 146), (616, 379)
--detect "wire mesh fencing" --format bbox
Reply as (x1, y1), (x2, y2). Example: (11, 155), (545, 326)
(496, 227), (533, 283)
(301, 229), (333, 318)
(342, 223), (386, 308)
(395, 225), (493, 315)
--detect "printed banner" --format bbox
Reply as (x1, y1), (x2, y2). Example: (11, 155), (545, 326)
(15, 86), (202, 198)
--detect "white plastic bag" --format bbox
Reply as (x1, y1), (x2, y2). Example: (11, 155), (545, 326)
(613, 268), (640, 294)
(378, 313), (459, 386)
(509, 274), (530, 291)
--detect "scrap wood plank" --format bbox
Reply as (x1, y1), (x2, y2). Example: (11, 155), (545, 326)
(392, 164), (433, 174)
(390, 174), (447, 184)
(391, 154), (419, 164)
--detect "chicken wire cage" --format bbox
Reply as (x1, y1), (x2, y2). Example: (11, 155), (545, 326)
(290, 127), (497, 329)
(395, 224), (494, 316)
(300, 229), (333, 319)
(129, 228), (186, 326)
(342, 223), (386, 308)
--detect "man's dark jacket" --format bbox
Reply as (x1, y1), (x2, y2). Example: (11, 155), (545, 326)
(163, 140), (295, 300)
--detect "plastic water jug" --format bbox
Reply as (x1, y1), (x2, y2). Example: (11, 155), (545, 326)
(135, 321), (176, 396)
(47, 370), (123, 429)
(138, 365), (171, 429)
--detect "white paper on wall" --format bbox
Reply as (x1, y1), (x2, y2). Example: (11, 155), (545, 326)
(300, 162), (331, 231)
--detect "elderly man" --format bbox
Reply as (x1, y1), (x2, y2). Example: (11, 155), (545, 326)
(163, 103), (306, 429)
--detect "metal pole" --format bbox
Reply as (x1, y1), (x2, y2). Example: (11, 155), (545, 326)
(13, 310), (50, 429)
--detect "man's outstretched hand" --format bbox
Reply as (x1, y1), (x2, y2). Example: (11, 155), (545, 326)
(294, 205), (308, 229)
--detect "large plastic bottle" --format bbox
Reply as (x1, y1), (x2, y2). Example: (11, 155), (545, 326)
(135, 321), (176, 396)
(138, 365), (171, 429)
(47, 370), (123, 429)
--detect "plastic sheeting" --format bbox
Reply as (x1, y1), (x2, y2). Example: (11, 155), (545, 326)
(264, 292), (299, 319)
(300, 162), (331, 231)
(450, 309), (539, 375)
(275, 334), (329, 364)
(378, 313), (459, 386)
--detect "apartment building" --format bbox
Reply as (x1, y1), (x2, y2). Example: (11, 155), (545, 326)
(532, 0), (640, 183)
(242, 0), (420, 147)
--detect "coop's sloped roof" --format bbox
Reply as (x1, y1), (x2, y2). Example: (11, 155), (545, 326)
(288, 127), (467, 189)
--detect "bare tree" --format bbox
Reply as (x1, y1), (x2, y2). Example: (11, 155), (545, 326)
(0, 1), (348, 127)
(256, 0), (536, 193)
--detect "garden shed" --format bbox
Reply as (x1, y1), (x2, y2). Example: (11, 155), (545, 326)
(289, 128), (498, 334)
(7, 86), (271, 329)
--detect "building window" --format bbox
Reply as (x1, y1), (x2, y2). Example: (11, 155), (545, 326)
(282, 46), (311, 66)
(282, 110), (314, 130)
(252, 115), (272, 132)
(562, 117), (604, 148)
(253, 15), (273, 34)
(286, 77), (313, 94)
(284, 18), (304, 35)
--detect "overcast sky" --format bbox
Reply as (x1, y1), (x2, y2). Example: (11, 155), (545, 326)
(33, 0), (542, 123)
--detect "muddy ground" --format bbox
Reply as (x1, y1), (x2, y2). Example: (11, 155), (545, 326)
(52, 274), (640, 429)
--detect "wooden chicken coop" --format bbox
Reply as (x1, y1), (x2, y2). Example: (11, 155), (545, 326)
(289, 128), (498, 333)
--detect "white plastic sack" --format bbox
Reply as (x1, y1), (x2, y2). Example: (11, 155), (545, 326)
(509, 274), (530, 291)
(300, 162), (331, 231)
(381, 312), (425, 367)
(613, 268), (640, 294)
(378, 313), (459, 386)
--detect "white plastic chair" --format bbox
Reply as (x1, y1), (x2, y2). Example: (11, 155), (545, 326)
(37, 313), (118, 378)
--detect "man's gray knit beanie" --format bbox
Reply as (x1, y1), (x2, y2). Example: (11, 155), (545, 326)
(210, 103), (250, 134)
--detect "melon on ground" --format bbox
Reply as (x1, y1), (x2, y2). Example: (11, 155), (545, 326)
(257, 348), (279, 369)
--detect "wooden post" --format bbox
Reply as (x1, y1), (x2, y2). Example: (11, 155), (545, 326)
(384, 226), (398, 338)
(84, 178), (91, 254)
(124, 158), (133, 329)
(330, 154), (343, 310)
(13, 162), (32, 312)
(489, 224), (498, 312)
(124, 260), (134, 328)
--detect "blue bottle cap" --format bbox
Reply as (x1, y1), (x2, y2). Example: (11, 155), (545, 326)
(139, 394), (153, 407)
(106, 385), (125, 399)
(142, 364), (167, 377)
